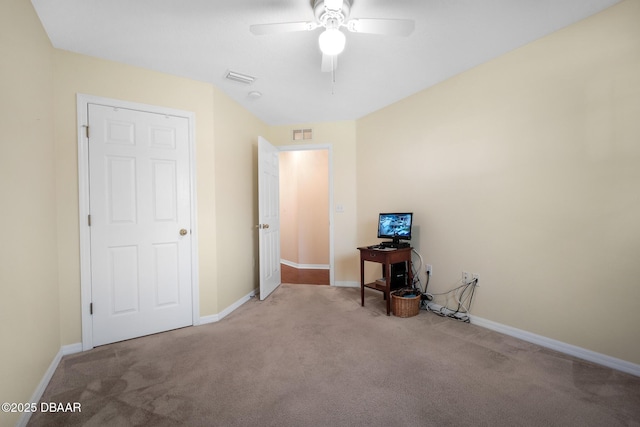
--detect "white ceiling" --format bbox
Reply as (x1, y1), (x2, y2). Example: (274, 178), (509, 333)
(31, 0), (620, 125)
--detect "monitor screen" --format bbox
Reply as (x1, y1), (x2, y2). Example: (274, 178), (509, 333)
(377, 212), (413, 242)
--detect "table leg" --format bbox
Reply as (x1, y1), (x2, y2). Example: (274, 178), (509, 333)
(385, 262), (391, 316)
(360, 257), (365, 307)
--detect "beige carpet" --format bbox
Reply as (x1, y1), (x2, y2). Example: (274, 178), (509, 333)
(28, 284), (640, 426)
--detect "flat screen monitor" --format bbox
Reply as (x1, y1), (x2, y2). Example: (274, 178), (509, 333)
(377, 212), (413, 246)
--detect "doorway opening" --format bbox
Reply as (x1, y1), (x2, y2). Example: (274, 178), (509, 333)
(278, 147), (332, 285)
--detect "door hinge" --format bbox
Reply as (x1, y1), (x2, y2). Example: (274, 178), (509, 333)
(84, 125), (90, 139)
(90, 302), (93, 315)
(88, 214), (92, 226)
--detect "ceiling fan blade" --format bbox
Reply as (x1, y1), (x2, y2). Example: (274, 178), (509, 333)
(250, 21), (318, 36)
(321, 53), (338, 73)
(346, 18), (415, 36)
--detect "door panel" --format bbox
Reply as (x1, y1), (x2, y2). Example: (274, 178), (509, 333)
(153, 242), (180, 306)
(109, 245), (139, 314)
(89, 103), (192, 346)
(152, 160), (177, 221)
(107, 156), (137, 223)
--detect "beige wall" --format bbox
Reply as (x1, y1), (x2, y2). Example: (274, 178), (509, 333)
(279, 152), (301, 263)
(356, 0), (640, 364)
(212, 86), (268, 310)
(266, 122), (359, 284)
(279, 150), (330, 265)
(52, 50), (220, 341)
(2, 0), (639, 422)
(51, 53), (269, 326)
(0, 1), (58, 425)
(1, 1), (268, 416)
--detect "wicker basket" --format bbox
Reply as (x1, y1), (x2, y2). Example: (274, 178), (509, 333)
(391, 292), (421, 318)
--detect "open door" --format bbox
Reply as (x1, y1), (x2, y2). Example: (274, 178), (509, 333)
(258, 136), (281, 300)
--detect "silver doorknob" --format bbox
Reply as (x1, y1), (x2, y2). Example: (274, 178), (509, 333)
(179, 229), (188, 236)
(263, 224), (270, 229)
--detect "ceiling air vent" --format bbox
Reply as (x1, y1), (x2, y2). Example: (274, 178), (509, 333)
(225, 70), (256, 85)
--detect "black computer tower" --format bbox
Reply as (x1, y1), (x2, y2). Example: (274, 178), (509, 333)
(382, 262), (407, 289)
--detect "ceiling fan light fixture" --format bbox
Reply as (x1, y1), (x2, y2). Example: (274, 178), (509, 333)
(318, 28), (346, 56)
(324, 0), (344, 11)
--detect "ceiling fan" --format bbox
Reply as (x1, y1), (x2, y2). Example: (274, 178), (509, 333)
(250, 0), (415, 73)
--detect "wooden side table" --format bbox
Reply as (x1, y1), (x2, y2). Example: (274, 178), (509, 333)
(358, 246), (413, 316)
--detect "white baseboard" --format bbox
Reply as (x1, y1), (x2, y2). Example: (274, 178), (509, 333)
(22, 290), (637, 427)
(61, 342), (83, 356)
(16, 343), (83, 427)
(199, 288), (257, 325)
(20, 289), (257, 426)
(470, 315), (640, 377)
(334, 280), (359, 288)
(281, 259), (330, 270)
(425, 301), (639, 377)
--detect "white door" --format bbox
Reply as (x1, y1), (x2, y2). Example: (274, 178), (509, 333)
(258, 136), (281, 300)
(88, 103), (193, 346)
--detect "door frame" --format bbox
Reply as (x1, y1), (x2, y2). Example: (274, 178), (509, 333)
(278, 144), (334, 286)
(77, 94), (200, 350)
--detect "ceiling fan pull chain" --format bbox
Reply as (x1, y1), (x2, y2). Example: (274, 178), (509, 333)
(331, 57), (337, 94)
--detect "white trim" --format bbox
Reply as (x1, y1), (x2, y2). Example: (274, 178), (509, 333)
(76, 94), (199, 349)
(61, 342), (83, 355)
(334, 280), (360, 288)
(19, 286), (256, 425)
(200, 288), (258, 325)
(16, 343), (83, 427)
(424, 301), (639, 377)
(278, 144), (334, 286)
(20, 286), (257, 426)
(199, 313), (220, 325)
(470, 315), (640, 377)
(19, 297), (639, 427)
(281, 259), (330, 270)
(77, 96), (92, 351)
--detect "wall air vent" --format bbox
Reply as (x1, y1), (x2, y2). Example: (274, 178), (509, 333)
(292, 128), (313, 141)
(225, 70), (256, 85)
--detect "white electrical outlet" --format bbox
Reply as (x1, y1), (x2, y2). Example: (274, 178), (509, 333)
(462, 271), (470, 283)
(426, 264), (432, 275)
(472, 273), (480, 286)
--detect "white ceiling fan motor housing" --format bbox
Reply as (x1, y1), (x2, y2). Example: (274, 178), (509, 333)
(314, 0), (352, 25)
